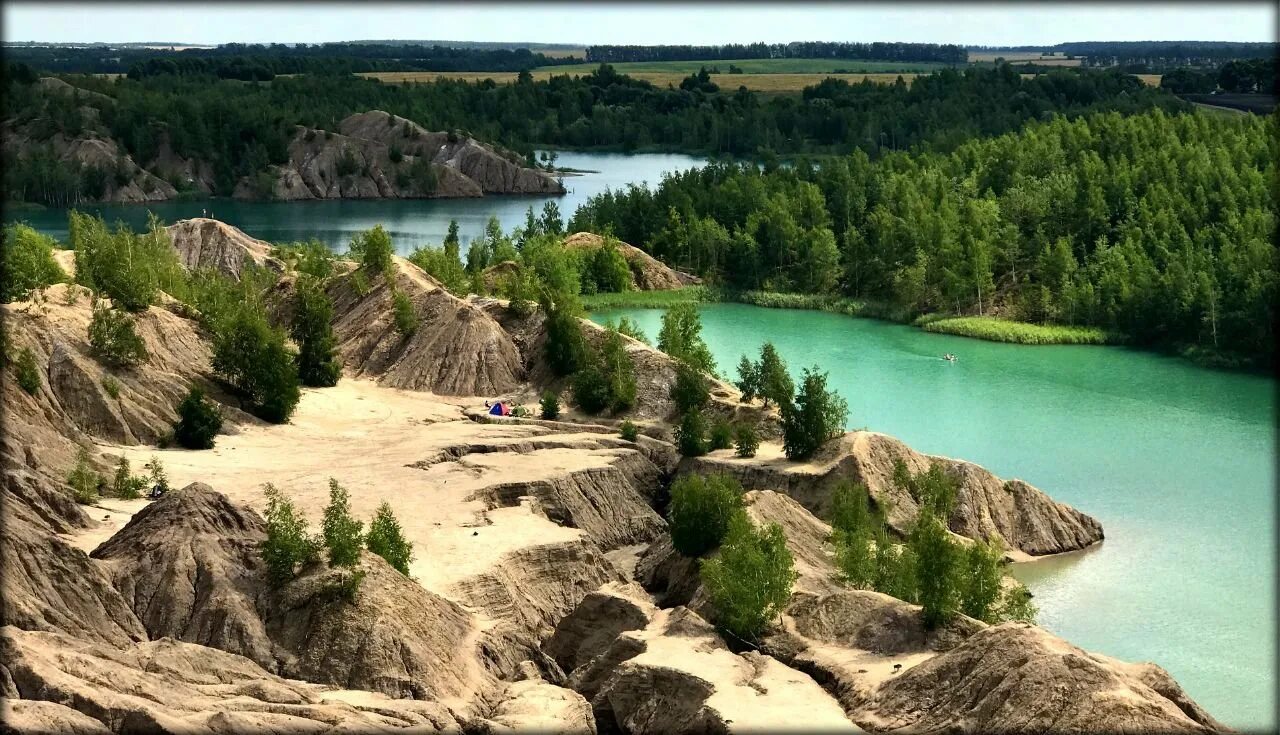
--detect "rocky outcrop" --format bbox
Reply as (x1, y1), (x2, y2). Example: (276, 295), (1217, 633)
(564, 232), (700, 290)
(0, 284), (246, 478)
(465, 445), (666, 550)
(866, 622), (1227, 733)
(3, 86), (175, 204)
(89, 483), (276, 667)
(235, 111), (563, 201)
(234, 124), (483, 201)
(683, 431), (1103, 558)
(0, 626), (470, 733)
(165, 218), (283, 279)
(2, 515), (147, 649)
(452, 539), (624, 679)
(339, 110), (564, 195)
(92, 484), (483, 701)
(327, 257), (525, 395)
(547, 591), (858, 734)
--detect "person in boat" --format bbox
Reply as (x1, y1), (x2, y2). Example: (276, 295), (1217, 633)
(943, 353), (957, 361)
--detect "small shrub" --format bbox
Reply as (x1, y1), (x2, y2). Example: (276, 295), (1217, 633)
(670, 361), (709, 414)
(658, 302), (716, 376)
(350, 269), (370, 297)
(366, 501), (414, 575)
(611, 316), (650, 345)
(709, 418), (733, 451)
(110, 457), (146, 499)
(322, 479), (364, 568)
(733, 423), (760, 458)
(66, 447), (101, 504)
(668, 473), (745, 557)
(735, 354), (759, 401)
(1, 223), (65, 302)
(210, 307), (300, 424)
(291, 278), (341, 387)
(700, 515), (797, 642)
(101, 374), (121, 398)
(147, 456), (171, 496)
(349, 225), (394, 275)
(999, 581), (1038, 623)
(88, 304), (149, 366)
(619, 420), (639, 442)
(540, 391), (561, 420)
(331, 569), (367, 602)
(14, 346), (40, 394)
(675, 409), (709, 457)
(261, 483), (321, 585)
(572, 356), (610, 414)
(756, 342), (794, 407)
(173, 386), (222, 449)
(781, 366), (848, 461)
(388, 290), (418, 338)
(959, 535), (1006, 623)
(911, 509), (961, 629)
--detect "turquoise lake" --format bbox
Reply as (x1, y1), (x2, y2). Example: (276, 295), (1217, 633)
(590, 303), (1276, 732)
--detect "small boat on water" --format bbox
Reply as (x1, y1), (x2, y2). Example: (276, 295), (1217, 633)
(942, 353), (957, 362)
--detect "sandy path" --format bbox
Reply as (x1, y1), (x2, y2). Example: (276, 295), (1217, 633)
(93, 379), (627, 599)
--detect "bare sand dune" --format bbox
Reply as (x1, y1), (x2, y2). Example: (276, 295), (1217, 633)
(103, 379), (648, 597)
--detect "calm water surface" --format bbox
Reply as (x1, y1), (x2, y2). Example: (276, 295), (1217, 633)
(591, 304), (1276, 732)
(8, 150), (705, 254)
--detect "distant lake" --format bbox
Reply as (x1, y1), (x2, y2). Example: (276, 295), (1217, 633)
(9, 150), (706, 254)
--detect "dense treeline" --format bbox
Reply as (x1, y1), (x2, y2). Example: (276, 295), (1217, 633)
(586, 41), (966, 64)
(1161, 58), (1279, 95)
(3, 43), (581, 78)
(1064, 41), (1278, 70)
(970, 41), (1278, 70)
(571, 109), (1276, 363)
(3, 63), (1186, 204)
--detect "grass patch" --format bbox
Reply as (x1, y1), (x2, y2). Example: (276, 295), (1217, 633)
(582, 286), (710, 310)
(733, 291), (909, 321)
(919, 316), (1114, 345)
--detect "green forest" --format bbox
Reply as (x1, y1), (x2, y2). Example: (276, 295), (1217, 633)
(3, 62), (1185, 205)
(570, 109), (1277, 364)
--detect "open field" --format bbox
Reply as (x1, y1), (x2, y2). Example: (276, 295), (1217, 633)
(364, 69), (924, 90)
(539, 47), (587, 59)
(538, 58), (950, 74)
(969, 50), (1083, 66)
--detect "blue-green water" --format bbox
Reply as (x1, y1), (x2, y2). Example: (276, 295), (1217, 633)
(5, 150), (705, 254)
(591, 304), (1276, 731)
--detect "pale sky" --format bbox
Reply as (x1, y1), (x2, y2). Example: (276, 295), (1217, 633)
(3, 2), (1275, 47)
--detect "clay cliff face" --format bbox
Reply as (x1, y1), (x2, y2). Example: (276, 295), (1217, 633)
(7, 79), (561, 205)
(165, 218), (284, 279)
(682, 431), (1104, 559)
(338, 110), (564, 196)
(327, 257), (526, 396)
